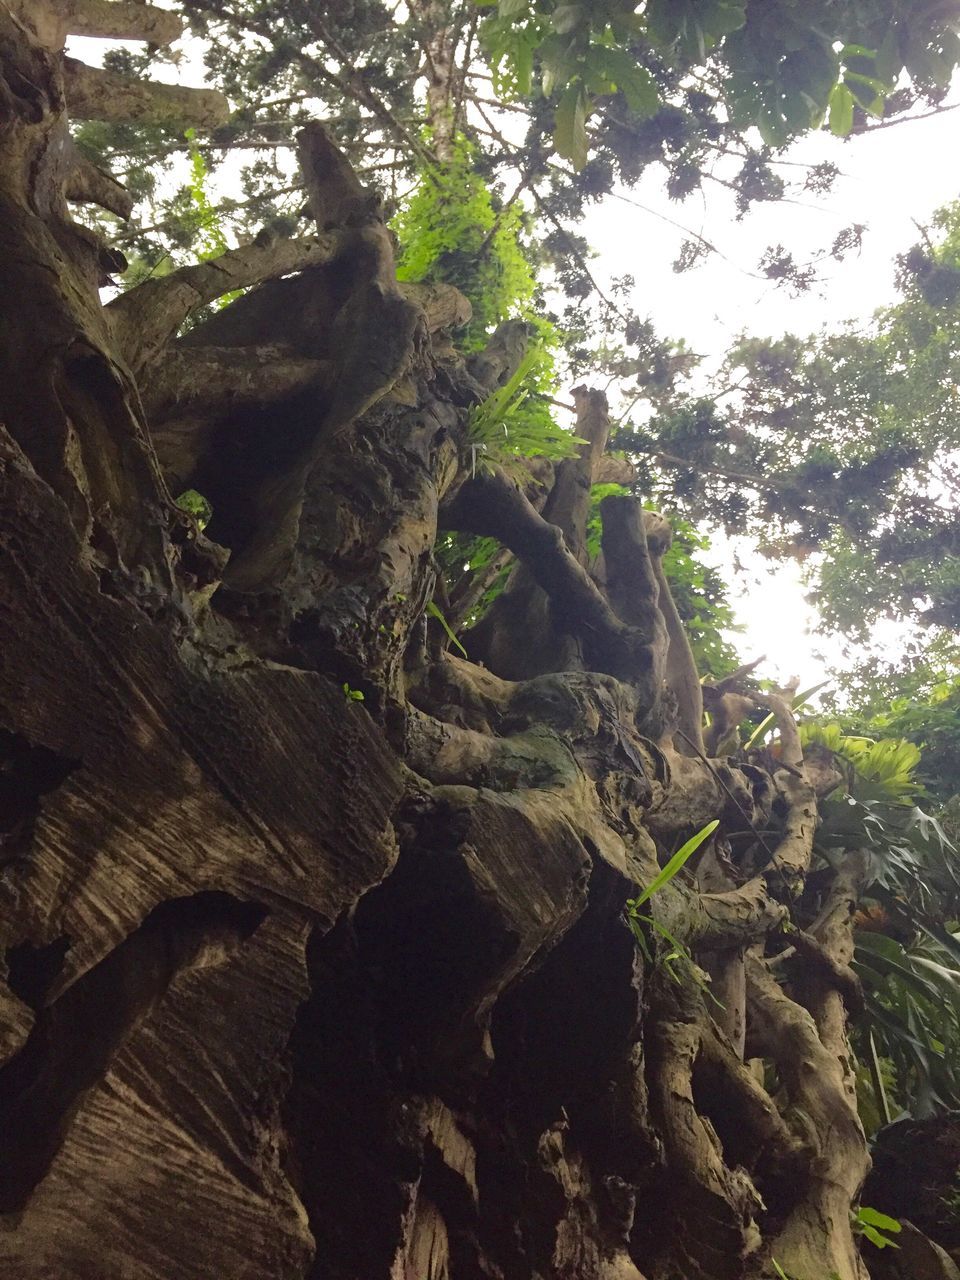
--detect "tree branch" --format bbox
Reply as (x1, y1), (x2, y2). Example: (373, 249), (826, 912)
(107, 232), (342, 373)
(13, 0), (182, 49)
(63, 57), (229, 126)
(443, 472), (661, 684)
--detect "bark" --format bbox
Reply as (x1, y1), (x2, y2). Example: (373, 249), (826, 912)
(0, 8), (899, 1280)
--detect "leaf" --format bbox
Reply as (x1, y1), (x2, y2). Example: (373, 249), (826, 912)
(554, 82), (589, 170)
(704, 2), (746, 38)
(860, 1223), (900, 1249)
(539, 32), (577, 97)
(514, 37), (533, 96)
(426, 601), (468, 658)
(499, 0), (529, 17)
(175, 488), (213, 530)
(552, 4), (584, 35)
(632, 819), (719, 906)
(597, 48), (659, 116)
(875, 27), (902, 85)
(857, 1207), (902, 1234)
(828, 82), (855, 136)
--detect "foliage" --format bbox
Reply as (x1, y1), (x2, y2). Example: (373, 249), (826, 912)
(478, 0), (960, 167)
(614, 201), (960, 675)
(184, 127), (228, 259)
(467, 343), (584, 474)
(626, 818), (719, 987)
(840, 669), (960, 803)
(854, 1205), (902, 1250)
(70, 0), (960, 304)
(394, 136), (538, 349)
(798, 719), (960, 1117)
(175, 488), (213, 530)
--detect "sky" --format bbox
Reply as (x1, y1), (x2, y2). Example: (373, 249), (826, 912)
(69, 22), (960, 694)
(580, 98), (960, 689)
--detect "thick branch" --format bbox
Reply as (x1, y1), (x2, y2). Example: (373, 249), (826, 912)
(64, 147), (133, 218)
(444, 473), (660, 684)
(746, 955), (869, 1280)
(107, 234), (342, 373)
(642, 511), (705, 757)
(298, 121), (380, 228)
(540, 385), (610, 563)
(142, 346), (328, 423)
(63, 57), (228, 126)
(682, 877), (788, 949)
(11, 0), (181, 48)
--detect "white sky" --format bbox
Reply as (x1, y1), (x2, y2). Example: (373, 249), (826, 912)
(69, 26), (959, 695)
(580, 97), (960, 691)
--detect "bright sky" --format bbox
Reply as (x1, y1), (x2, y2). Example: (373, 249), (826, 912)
(581, 97), (960, 690)
(69, 25), (959, 694)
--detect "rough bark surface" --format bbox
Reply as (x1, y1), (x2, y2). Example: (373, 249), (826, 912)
(0, 7), (940, 1280)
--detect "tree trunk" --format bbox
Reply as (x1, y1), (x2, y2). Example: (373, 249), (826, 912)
(0, 6), (914, 1279)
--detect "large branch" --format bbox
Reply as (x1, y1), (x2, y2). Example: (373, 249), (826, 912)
(12, 0), (182, 49)
(63, 57), (228, 126)
(443, 472), (662, 684)
(107, 233), (342, 373)
(746, 955), (869, 1280)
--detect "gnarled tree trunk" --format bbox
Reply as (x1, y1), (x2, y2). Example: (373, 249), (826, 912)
(0, 6), (915, 1279)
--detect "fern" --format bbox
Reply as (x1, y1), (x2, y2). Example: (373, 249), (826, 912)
(467, 345), (584, 476)
(394, 135), (537, 349)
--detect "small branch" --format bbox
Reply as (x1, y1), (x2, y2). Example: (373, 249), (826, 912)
(107, 232), (342, 372)
(751, 691), (802, 770)
(541, 385), (610, 562)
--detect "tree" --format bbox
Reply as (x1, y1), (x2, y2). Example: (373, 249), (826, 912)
(620, 202), (960, 671)
(1, 4), (959, 1280)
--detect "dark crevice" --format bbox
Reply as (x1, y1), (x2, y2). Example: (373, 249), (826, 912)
(0, 891), (266, 1213)
(5, 935), (72, 1009)
(0, 729), (79, 868)
(285, 918), (416, 1280)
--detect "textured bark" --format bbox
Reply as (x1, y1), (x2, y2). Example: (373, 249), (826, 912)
(0, 7), (916, 1280)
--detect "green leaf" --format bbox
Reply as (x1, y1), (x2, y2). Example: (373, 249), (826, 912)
(426, 600), (468, 658)
(632, 819), (719, 906)
(540, 33), (578, 97)
(514, 37), (533, 95)
(175, 488), (213, 530)
(597, 48), (659, 116)
(856, 1207), (902, 1233)
(704, 3), (746, 38)
(828, 82), (855, 136)
(906, 43), (951, 88)
(499, 0), (529, 17)
(554, 82), (589, 170)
